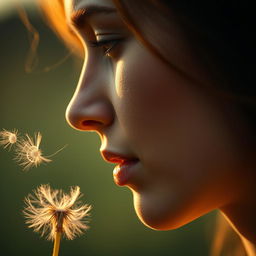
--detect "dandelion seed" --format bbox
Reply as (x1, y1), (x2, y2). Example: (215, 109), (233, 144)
(14, 132), (60, 171)
(24, 184), (91, 256)
(0, 129), (18, 150)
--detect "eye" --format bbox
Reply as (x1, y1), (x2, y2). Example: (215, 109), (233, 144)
(88, 38), (123, 57)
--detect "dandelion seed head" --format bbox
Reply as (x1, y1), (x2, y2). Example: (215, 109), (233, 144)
(15, 132), (51, 170)
(9, 133), (17, 144)
(26, 146), (42, 162)
(24, 184), (92, 240)
(0, 129), (18, 150)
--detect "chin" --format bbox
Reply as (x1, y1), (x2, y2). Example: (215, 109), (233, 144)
(135, 208), (188, 231)
(131, 190), (186, 231)
(131, 189), (203, 231)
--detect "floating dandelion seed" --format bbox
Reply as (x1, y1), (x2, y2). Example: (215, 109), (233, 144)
(15, 132), (51, 170)
(15, 132), (66, 171)
(0, 129), (18, 150)
(24, 185), (91, 256)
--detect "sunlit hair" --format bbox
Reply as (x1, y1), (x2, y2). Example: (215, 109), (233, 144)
(23, 184), (91, 240)
(39, 0), (83, 56)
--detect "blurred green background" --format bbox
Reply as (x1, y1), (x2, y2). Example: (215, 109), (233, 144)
(0, 2), (217, 255)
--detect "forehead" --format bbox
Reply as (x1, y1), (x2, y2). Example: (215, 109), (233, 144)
(64, 0), (115, 15)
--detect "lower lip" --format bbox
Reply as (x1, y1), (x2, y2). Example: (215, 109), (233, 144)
(113, 160), (139, 186)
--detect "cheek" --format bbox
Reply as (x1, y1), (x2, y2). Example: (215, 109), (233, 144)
(114, 42), (183, 137)
(113, 42), (242, 230)
(114, 42), (232, 172)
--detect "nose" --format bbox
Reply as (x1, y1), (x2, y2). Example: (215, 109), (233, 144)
(66, 98), (114, 131)
(65, 60), (114, 132)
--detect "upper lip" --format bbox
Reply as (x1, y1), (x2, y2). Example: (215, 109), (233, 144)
(101, 150), (138, 164)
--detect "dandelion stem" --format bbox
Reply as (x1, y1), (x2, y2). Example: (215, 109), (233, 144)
(52, 232), (61, 256)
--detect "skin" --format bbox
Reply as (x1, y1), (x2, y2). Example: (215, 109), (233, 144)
(64, 0), (256, 247)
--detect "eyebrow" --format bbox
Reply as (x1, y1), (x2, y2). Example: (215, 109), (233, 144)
(70, 5), (117, 29)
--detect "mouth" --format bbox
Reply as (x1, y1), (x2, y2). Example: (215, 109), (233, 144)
(101, 150), (140, 186)
(101, 150), (138, 164)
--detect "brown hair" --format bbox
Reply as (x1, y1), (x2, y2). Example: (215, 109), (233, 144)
(113, 1), (256, 128)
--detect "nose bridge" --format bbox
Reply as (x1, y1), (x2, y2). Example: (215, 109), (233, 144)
(66, 57), (114, 131)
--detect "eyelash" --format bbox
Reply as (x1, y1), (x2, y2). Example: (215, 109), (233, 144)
(88, 39), (122, 56)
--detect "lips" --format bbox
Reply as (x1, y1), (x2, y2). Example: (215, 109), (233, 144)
(113, 160), (140, 186)
(101, 150), (140, 186)
(101, 150), (137, 164)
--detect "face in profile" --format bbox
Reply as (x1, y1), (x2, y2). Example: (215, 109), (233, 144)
(64, 0), (249, 230)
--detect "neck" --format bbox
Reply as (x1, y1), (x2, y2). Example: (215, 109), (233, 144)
(241, 236), (256, 256)
(220, 194), (256, 255)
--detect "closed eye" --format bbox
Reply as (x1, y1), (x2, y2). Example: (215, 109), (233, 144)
(87, 38), (123, 56)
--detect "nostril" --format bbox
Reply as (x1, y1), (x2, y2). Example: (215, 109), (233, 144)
(66, 101), (114, 131)
(82, 120), (104, 127)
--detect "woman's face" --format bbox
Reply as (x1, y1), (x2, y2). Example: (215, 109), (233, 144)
(64, 0), (247, 230)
